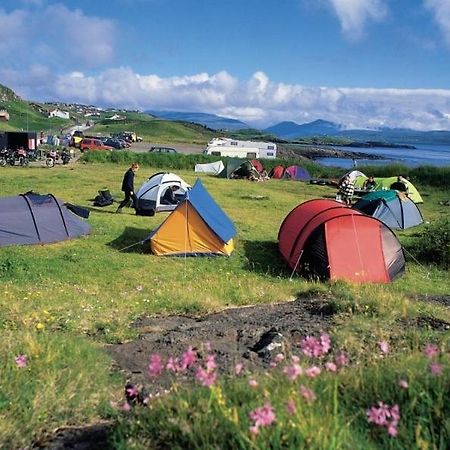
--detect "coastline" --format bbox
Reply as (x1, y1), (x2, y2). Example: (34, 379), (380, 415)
(278, 144), (386, 161)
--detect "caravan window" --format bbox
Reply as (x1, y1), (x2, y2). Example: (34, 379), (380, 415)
(246, 152), (257, 158)
(268, 145), (275, 150)
(230, 141), (238, 146)
(211, 151), (221, 156)
(267, 152), (274, 157)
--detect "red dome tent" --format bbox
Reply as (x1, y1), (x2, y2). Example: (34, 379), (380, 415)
(278, 199), (405, 283)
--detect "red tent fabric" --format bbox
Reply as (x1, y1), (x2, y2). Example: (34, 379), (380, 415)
(278, 199), (405, 283)
(269, 166), (285, 179)
(251, 159), (264, 174)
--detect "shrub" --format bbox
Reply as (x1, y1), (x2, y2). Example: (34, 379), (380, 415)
(407, 217), (450, 269)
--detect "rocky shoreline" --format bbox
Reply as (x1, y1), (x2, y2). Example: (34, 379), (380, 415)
(278, 144), (386, 161)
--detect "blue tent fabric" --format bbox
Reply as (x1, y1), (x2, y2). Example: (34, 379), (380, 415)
(353, 190), (423, 230)
(0, 192), (91, 247)
(284, 165), (311, 181)
(187, 179), (236, 243)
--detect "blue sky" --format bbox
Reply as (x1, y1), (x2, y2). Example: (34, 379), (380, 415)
(1, 0), (450, 129)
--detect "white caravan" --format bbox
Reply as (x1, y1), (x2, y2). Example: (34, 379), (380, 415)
(206, 138), (277, 159)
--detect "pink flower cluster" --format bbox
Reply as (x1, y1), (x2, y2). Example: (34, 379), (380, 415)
(423, 343), (443, 376)
(249, 402), (276, 435)
(367, 402), (400, 437)
(14, 355), (28, 368)
(148, 346), (197, 378)
(300, 333), (331, 358)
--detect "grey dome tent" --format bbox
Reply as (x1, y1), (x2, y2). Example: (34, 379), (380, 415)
(352, 190), (423, 230)
(0, 192), (91, 247)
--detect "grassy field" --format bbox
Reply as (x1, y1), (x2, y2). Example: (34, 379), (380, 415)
(0, 160), (449, 448)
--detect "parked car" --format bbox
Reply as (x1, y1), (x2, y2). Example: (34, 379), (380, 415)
(80, 138), (113, 152)
(103, 138), (125, 149)
(149, 146), (178, 154)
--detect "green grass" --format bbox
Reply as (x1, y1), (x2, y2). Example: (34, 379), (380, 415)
(0, 161), (449, 448)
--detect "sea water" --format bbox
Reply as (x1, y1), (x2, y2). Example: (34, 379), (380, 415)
(316, 143), (450, 168)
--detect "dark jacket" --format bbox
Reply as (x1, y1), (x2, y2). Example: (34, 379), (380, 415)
(121, 168), (135, 192)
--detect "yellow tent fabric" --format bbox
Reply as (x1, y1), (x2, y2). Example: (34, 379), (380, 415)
(354, 176), (423, 203)
(149, 202), (234, 256)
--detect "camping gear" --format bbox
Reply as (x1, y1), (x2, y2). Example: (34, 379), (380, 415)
(135, 172), (191, 216)
(251, 159), (265, 174)
(194, 160), (225, 175)
(268, 166), (285, 179)
(93, 189), (115, 207)
(145, 179), (236, 256)
(278, 199), (405, 283)
(0, 192), (91, 247)
(284, 165), (311, 181)
(353, 190), (423, 230)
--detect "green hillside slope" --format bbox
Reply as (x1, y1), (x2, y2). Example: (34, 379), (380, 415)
(0, 84), (70, 133)
(90, 117), (216, 144)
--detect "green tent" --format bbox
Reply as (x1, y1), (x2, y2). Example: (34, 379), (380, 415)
(218, 159), (254, 179)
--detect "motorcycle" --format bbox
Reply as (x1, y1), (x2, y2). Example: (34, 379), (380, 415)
(0, 148), (9, 167)
(46, 149), (71, 168)
(8, 148), (29, 166)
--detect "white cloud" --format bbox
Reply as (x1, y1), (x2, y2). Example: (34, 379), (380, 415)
(327, 0), (388, 39)
(0, 4), (116, 68)
(424, 0), (450, 46)
(3, 67), (450, 131)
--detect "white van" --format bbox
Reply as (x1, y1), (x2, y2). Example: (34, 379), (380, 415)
(204, 146), (259, 159)
(206, 138), (276, 159)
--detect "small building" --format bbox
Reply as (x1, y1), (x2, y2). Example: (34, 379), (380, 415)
(48, 109), (70, 120)
(0, 110), (10, 121)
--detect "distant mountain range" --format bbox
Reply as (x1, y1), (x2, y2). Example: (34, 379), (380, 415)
(263, 119), (344, 139)
(146, 110), (250, 131)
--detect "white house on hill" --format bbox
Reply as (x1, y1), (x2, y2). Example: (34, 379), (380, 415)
(0, 110), (10, 121)
(49, 109), (70, 120)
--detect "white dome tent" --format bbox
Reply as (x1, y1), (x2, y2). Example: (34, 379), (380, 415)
(135, 172), (191, 216)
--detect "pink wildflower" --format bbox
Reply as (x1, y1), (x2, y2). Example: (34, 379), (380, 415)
(300, 335), (323, 358)
(234, 363), (244, 375)
(270, 353), (285, 367)
(195, 366), (217, 387)
(148, 354), (163, 377)
(166, 357), (181, 373)
(120, 402), (131, 412)
(428, 362), (443, 376)
(305, 365), (321, 378)
(286, 399), (297, 415)
(14, 355), (28, 368)
(249, 378), (259, 388)
(366, 402), (400, 437)
(126, 385), (139, 398)
(299, 385), (316, 403)
(249, 425), (259, 435)
(325, 361), (337, 372)
(424, 343), (439, 359)
(283, 363), (303, 381)
(320, 333), (331, 354)
(205, 354), (217, 371)
(181, 346), (197, 369)
(334, 352), (349, 367)
(291, 355), (300, 363)
(249, 402), (276, 429)
(378, 341), (389, 354)
(398, 379), (409, 389)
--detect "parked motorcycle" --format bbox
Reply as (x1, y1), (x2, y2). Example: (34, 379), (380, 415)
(46, 148), (71, 168)
(8, 148), (29, 166)
(0, 148), (9, 167)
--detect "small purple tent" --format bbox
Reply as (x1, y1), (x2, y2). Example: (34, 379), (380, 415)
(284, 165), (311, 181)
(0, 192), (91, 247)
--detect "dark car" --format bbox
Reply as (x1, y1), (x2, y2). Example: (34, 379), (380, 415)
(149, 146), (178, 154)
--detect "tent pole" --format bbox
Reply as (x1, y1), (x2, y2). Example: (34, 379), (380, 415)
(289, 250), (304, 280)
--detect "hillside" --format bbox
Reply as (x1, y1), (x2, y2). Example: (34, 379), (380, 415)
(89, 117), (216, 144)
(0, 84), (71, 133)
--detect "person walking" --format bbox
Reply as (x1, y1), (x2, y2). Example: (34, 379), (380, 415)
(116, 163), (139, 213)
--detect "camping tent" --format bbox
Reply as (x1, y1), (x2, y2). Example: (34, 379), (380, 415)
(251, 159), (265, 174)
(0, 192), (90, 247)
(341, 170), (367, 182)
(218, 159), (254, 179)
(284, 165), (312, 181)
(135, 172), (191, 216)
(354, 176), (423, 203)
(353, 190), (423, 230)
(145, 179), (236, 256)
(278, 199), (405, 283)
(194, 160), (225, 175)
(268, 166), (285, 179)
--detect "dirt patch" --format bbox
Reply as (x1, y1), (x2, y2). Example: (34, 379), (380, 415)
(414, 294), (450, 308)
(33, 296), (333, 449)
(105, 296), (334, 391)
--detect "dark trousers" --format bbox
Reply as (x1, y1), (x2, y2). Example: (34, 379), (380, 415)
(118, 191), (137, 209)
